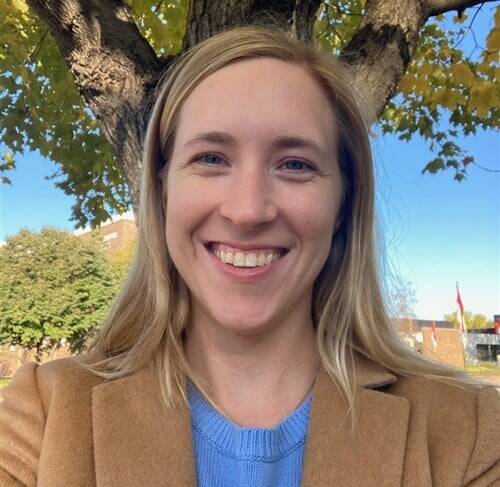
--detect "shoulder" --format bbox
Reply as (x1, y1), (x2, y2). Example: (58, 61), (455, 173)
(0, 354), (109, 486)
(386, 374), (499, 484)
(387, 372), (499, 411)
(386, 372), (499, 429)
(3, 354), (106, 412)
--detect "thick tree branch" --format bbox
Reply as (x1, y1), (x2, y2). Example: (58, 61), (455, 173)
(26, 0), (164, 209)
(339, 0), (491, 119)
(340, 1), (427, 120)
(426, 0), (497, 17)
(182, 0), (322, 49)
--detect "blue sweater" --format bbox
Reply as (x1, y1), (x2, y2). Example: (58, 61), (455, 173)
(187, 383), (312, 487)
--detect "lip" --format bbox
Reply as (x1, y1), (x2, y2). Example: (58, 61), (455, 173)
(204, 243), (289, 284)
(204, 241), (289, 252)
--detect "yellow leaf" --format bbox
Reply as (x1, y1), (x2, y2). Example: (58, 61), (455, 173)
(435, 90), (459, 111)
(432, 67), (446, 81)
(482, 48), (499, 64)
(470, 82), (499, 118)
(486, 29), (500, 53)
(419, 63), (434, 76)
(452, 63), (475, 84)
(11, 0), (28, 14)
(399, 75), (413, 95)
(414, 77), (430, 95)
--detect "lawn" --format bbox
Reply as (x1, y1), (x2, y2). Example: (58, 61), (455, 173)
(465, 361), (500, 376)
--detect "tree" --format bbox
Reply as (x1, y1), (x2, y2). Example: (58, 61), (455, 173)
(107, 238), (136, 285)
(387, 277), (419, 339)
(388, 277), (418, 320)
(443, 310), (493, 329)
(0, 227), (116, 360)
(1, 0), (498, 227)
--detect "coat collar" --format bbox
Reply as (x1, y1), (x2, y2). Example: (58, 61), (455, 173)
(301, 356), (409, 486)
(91, 354), (409, 486)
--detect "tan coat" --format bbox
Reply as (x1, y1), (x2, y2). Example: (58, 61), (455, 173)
(1, 353), (499, 486)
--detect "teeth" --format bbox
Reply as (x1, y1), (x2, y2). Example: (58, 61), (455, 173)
(234, 252), (245, 267)
(213, 248), (282, 267)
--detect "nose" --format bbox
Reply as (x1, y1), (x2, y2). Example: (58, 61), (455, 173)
(219, 165), (278, 228)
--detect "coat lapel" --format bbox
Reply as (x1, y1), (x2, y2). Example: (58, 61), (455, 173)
(302, 355), (410, 487)
(91, 363), (196, 487)
(91, 354), (409, 487)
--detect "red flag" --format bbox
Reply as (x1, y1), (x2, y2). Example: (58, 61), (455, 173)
(456, 283), (467, 347)
(431, 321), (438, 348)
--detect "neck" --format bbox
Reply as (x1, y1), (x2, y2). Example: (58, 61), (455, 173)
(184, 313), (321, 428)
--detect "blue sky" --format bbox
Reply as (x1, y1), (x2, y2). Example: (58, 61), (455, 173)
(1, 6), (499, 322)
(374, 130), (498, 320)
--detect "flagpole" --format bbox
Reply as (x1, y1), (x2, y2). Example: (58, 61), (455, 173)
(456, 282), (468, 367)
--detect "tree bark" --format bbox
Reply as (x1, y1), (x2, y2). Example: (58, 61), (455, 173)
(27, 0), (163, 209)
(26, 0), (493, 211)
(426, 0), (496, 16)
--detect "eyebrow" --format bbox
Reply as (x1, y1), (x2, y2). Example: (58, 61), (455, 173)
(183, 131), (326, 158)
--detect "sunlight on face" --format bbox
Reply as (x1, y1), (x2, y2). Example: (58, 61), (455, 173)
(165, 57), (343, 336)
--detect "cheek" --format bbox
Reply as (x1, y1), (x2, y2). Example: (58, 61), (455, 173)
(164, 178), (213, 250)
(164, 176), (188, 250)
(287, 189), (339, 244)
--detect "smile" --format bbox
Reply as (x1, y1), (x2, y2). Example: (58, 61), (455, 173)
(204, 242), (289, 284)
(206, 242), (288, 268)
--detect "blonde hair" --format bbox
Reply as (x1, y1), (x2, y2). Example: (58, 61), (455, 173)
(81, 24), (491, 433)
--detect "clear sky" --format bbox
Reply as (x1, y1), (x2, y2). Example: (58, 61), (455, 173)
(1, 6), (498, 322)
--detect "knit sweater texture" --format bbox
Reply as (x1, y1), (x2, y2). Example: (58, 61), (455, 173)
(187, 383), (313, 487)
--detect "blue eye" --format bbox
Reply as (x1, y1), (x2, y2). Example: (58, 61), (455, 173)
(192, 154), (314, 174)
(197, 153), (224, 165)
(281, 160), (313, 172)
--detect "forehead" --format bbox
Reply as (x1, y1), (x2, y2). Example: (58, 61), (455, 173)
(174, 58), (337, 150)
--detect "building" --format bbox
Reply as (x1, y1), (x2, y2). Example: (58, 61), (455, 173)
(73, 211), (137, 254)
(465, 326), (500, 364)
(396, 317), (500, 367)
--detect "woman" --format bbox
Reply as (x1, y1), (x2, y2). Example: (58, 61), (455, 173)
(1, 25), (498, 487)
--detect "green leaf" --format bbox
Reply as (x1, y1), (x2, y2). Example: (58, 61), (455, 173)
(422, 157), (445, 174)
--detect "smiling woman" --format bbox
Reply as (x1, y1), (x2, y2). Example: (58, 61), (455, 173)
(1, 25), (499, 487)
(164, 57), (342, 358)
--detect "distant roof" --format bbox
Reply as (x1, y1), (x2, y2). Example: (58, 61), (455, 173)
(73, 210), (136, 236)
(394, 318), (453, 330)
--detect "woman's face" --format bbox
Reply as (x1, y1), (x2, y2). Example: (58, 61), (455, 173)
(165, 57), (343, 336)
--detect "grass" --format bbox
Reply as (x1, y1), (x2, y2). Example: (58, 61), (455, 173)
(465, 361), (500, 376)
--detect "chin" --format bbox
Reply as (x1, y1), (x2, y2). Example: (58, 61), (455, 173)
(210, 307), (279, 336)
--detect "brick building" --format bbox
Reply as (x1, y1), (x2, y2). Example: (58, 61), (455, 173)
(73, 210), (137, 254)
(396, 318), (500, 368)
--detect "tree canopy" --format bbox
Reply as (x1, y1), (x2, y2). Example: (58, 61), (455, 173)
(444, 310), (494, 329)
(0, 227), (117, 358)
(1, 0), (498, 227)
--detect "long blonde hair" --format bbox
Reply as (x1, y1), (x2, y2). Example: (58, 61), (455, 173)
(81, 24), (491, 432)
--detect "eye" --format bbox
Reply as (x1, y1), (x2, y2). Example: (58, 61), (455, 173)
(193, 153), (225, 166)
(279, 159), (315, 173)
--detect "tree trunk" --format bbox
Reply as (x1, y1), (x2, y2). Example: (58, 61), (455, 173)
(26, 0), (495, 210)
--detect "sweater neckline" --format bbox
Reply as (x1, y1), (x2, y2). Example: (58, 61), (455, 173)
(187, 382), (313, 461)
